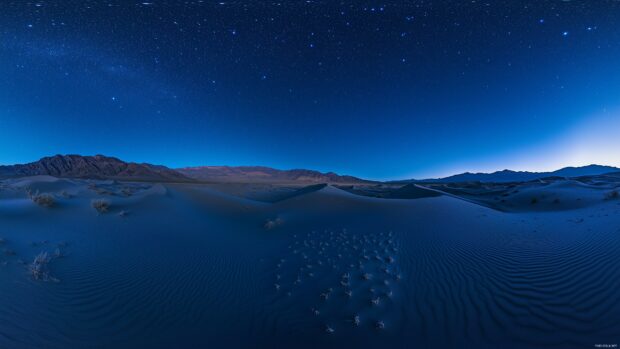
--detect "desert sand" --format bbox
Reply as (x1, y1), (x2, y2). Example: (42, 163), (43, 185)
(1, 175), (619, 348)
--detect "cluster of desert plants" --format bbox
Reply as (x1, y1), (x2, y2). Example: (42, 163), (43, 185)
(29, 252), (59, 282)
(88, 183), (112, 195)
(264, 217), (284, 230)
(120, 187), (134, 197)
(91, 199), (110, 213)
(26, 189), (55, 208)
(605, 189), (619, 200)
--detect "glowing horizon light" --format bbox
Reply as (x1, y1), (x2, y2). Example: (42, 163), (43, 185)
(406, 108), (620, 180)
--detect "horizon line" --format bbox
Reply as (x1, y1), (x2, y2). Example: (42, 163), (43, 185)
(0, 153), (618, 182)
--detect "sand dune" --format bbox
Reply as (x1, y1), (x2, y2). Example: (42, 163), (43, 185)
(1, 176), (619, 348)
(425, 178), (620, 212)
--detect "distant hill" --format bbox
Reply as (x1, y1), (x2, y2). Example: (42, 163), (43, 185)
(0, 155), (189, 181)
(412, 164), (620, 183)
(177, 166), (372, 184)
(3, 155), (617, 185)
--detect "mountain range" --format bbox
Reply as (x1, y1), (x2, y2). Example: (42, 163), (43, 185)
(0, 154), (618, 184)
(177, 166), (370, 183)
(411, 164), (620, 183)
(0, 155), (187, 181)
(0, 155), (369, 184)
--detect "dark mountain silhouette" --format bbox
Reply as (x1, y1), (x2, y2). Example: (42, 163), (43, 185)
(2, 155), (618, 185)
(411, 164), (620, 183)
(0, 154), (189, 181)
(177, 166), (372, 184)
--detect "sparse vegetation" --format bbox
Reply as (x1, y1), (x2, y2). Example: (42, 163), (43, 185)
(29, 252), (59, 282)
(91, 199), (110, 213)
(26, 189), (55, 208)
(530, 197), (538, 204)
(264, 217), (284, 230)
(88, 183), (112, 195)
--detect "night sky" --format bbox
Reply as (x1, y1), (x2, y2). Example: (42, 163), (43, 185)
(1, 1), (620, 179)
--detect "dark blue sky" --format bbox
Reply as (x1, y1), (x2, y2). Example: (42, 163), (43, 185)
(1, 1), (620, 179)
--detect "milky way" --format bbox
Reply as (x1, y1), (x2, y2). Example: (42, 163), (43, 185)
(1, 1), (619, 178)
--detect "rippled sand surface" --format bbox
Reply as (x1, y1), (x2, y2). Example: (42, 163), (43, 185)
(1, 178), (619, 348)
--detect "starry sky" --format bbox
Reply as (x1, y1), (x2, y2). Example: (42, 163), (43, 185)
(1, 1), (620, 180)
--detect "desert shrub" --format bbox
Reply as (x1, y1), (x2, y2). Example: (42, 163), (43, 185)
(29, 252), (58, 282)
(530, 197), (538, 204)
(605, 190), (619, 200)
(264, 217), (284, 230)
(88, 184), (112, 195)
(27, 190), (55, 208)
(91, 199), (110, 213)
(553, 198), (561, 204)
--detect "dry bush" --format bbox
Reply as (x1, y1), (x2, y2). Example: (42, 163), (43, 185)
(264, 217), (284, 230)
(29, 252), (59, 282)
(27, 190), (55, 208)
(605, 190), (619, 200)
(91, 199), (110, 213)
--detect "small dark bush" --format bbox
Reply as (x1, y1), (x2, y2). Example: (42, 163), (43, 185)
(264, 217), (284, 230)
(29, 252), (59, 282)
(27, 190), (55, 208)
(91, 199), (110, 213)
